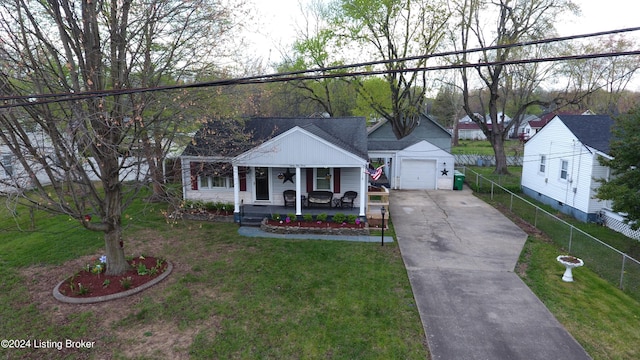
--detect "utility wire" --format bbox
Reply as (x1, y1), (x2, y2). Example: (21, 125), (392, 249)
(2, 27), (640, 109)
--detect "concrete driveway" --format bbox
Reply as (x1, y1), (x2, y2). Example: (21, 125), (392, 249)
(390, 188), (591, 360)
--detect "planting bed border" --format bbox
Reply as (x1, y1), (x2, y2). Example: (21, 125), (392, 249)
(53, 261), (173, 304)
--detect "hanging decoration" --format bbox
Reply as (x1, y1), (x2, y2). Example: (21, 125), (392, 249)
(366, 165), (384, 181)
(281, 168), (295, 183)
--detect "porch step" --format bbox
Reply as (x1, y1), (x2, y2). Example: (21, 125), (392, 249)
(240, 215), (266, 227)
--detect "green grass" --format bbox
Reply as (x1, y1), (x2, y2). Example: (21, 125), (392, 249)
(471, 167), (640, 302)
(3, 181), (640, 359)
(452, 139), (523, 156)
(518, 234), (640, 359)
(0, 191), (425, 359)
(467, 167), (640, 359)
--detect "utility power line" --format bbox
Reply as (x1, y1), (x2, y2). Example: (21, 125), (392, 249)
(1, 27), (640, 109)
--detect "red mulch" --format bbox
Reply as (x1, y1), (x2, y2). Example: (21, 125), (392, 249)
(57, 256), (168, 298)
(266, 219), (365, 229)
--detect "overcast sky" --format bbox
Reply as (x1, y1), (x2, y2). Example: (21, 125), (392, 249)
(247, 0), (639, 66)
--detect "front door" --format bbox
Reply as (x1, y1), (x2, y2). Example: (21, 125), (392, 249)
(255, 167), (270, 201)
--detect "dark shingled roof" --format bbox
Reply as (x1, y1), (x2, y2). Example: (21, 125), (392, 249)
(182, 117), (368, 159)
(557, 115), (614, 154)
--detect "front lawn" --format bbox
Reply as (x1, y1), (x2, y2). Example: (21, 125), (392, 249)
(516, 232), (640, 360)
(0, 198), (426, 359)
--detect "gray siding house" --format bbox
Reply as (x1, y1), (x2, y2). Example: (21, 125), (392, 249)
(367, 114), (454, 190)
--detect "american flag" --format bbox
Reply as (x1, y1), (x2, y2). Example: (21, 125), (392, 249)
(367, 165), (384, 181)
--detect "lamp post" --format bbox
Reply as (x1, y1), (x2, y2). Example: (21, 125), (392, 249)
(380, 206), (386, 247)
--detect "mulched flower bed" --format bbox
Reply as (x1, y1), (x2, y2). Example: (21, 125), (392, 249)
(265, 219), (365, 229)
(57, 256), (168, 298)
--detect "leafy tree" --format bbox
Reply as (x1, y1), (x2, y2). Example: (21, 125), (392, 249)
(278, 1), (358, 118)
(0, 0), (246, 275)
(330, 0), (450, 139)
(278, 0), (449, 137)
(596, 108), (640, 229)
(352, 77), (392, 122)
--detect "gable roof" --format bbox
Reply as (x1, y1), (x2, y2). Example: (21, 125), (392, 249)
(556, 115), (614, 154)
(367, 114), (452, 152)
(182, 117), (368, 159)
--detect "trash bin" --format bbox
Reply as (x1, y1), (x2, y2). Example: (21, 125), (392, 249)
(476, 158), (483, 167)
(453, 170), (465, 190)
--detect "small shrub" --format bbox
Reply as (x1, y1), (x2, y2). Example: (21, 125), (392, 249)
(332, 213), (346, 223)
(120, 276), (133, 290)
(316, 213), (328, 222)
(102, 279), (111, 288)
(137, 263), (149, 275)
(271, 213), (281, 221)
(76, 283), (90, 295)
(287, 213), (297, 221)
(303, 214), (313, 222)
(216, 202), (232, 212)
(204, 202), (217, 211)
(346, 215), (358, 224)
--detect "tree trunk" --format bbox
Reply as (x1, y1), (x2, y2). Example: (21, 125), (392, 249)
(491, 134), (510, 175)
(452, 119), (459, 147)
(102, 162), (129, 276)
(147, 156), (167, 202)
(104, 225), (128, 275)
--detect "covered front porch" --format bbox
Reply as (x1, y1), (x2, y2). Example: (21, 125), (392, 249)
(238, 203), (363, 226)
(231, 124), (370, 221)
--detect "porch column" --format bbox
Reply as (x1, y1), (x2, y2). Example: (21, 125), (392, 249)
(295, 166), (302, 216)
(359, 165), (366, 217)
(233, 165), (240, 221)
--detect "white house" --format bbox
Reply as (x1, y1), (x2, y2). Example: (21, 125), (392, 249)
(367, 115), (455, 190)
(456, 122), (487, 140)
(1, 129), (153, 194)
(521, 114), (614, 223)
(180, 117), (370, 220)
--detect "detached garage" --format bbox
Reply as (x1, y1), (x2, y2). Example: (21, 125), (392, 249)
(368, 115), (454, 190)
(400, 158), (436, 190)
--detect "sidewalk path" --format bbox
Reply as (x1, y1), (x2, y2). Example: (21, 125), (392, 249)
(390, 188), (591, 360)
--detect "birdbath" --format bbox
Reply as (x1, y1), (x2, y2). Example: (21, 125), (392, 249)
(556, 255), (584, 282)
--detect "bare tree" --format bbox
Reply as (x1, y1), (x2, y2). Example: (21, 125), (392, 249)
(452, 0), (578, 174)
(0, 0), (246, 275)
(559, 35), (640, 116)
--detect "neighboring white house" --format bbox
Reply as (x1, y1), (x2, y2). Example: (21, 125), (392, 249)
(1, 129), (151, 194)
(456, 122), (487, 140)
(521, 114), (614, 223)
(367, 115), (455, 190)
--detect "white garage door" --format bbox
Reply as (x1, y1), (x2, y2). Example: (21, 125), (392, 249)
(400, 159), (437, 189)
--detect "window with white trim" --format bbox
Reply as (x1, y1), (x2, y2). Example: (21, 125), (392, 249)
(199, 175), (231, 189)
(315, 168), (332, 190)
(560, 160), (569, 180)
(539, 155), (546, 173)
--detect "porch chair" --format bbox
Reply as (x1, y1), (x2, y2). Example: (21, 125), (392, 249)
(283, 190), (296, 207)
(340, 191), (358, 209)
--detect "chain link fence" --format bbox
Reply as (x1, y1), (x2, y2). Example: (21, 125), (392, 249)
(461, 167), (640, 302)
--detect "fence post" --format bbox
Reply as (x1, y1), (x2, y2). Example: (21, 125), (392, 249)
(510, 193), (513, 211)
(620, 254), (627, 289)
(491, 182), (494, 200)
(534, 207), (538, 227)
(476, 173), (479, 192)
(568, 226), (573, 253)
